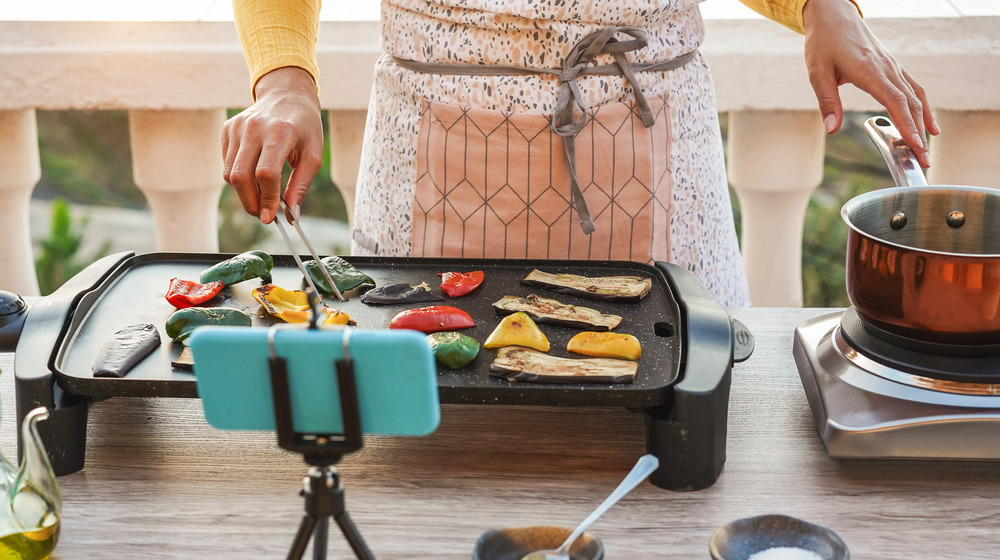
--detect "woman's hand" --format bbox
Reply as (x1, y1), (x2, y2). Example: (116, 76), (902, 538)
(802, 0), (939, 167)
(222, 66), (324, 224)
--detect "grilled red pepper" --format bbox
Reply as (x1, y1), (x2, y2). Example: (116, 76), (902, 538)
(438, 270), (485, 297)
(389, 305), (475, 333)
(165, 277), (225, 309)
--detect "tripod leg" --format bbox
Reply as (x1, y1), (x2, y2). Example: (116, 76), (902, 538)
(288, 515), (317, 560)
(313, 517), (329, 560)
(335, 511), (375, 560)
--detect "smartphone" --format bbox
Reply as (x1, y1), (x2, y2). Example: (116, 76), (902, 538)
(189, 327), (440, 436)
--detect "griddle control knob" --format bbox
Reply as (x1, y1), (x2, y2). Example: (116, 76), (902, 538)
(0, 290), (28, 351)
(731, 319), (754, 363)
(0, 290), (26, 316)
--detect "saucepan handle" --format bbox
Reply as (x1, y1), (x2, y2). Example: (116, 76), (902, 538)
(863, 116), (929, 188)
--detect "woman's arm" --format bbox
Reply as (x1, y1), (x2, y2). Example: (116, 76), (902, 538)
(223, 0), (324, 224)
(735, 0), (937, 167)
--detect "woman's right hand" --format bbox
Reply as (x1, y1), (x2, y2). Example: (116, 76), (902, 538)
(802, 0), (939, 167)
(222, 66), (325, 224)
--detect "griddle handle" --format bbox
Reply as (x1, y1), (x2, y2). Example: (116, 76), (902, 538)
(13, 251), (135, 476)
(646, 262), (751, 491)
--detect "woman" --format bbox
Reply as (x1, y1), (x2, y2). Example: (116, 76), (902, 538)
(222, 0), (936, 307)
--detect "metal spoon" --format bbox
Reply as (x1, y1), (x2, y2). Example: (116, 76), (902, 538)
(521, 454), (660, 560)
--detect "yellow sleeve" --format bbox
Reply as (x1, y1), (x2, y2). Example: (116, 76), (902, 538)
(233, 0), (321, 97)
(736, 0), (862, 34)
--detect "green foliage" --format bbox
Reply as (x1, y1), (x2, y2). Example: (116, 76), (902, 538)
(36, 110), (147, 209)
(218, 188), (270, 253)
(801, 194), (849, 307)
(34, 199), (111, 295)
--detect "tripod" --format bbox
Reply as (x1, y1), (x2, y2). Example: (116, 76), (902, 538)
(268, 326), (375, 560)
(287, 464), (373, 560)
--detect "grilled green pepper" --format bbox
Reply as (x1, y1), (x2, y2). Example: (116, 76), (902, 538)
(303, 256), (375, 295)
(244, 250), (273, 270)
(165, 307), (252, 343)
(427, 332), (480, 370)
(200, 251), (273, 286)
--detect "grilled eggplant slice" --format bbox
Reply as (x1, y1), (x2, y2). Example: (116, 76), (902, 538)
(361, 282), (442, 305)
(521, 269), (651, 302)
(92, 323), (161, 378)
(490, 346), (637, 384)
(493, 294), (622, 331)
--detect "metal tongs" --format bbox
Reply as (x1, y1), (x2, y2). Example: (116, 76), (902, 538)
(271, 200), (346, 302)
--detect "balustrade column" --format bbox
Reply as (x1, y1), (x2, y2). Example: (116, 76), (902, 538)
(927, 111), (1000, 189)
(727, 110), (825, 307)
(129, 109), (227, 253)
(327, 109), (367, 230)
(0, 110), (41, 296)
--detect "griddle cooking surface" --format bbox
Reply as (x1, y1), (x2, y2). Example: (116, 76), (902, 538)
(51, 253), (682, 406)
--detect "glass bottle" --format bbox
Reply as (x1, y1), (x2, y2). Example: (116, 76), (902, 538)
(0, 407), (61, 560)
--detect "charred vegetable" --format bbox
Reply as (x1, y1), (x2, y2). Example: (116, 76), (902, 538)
(438, 270), (485, 297)
(521, 269), (651, 302)
(567, 331), (642, 361)
(251, 284), (356, 325)
(92, 323), (161, 378)
(165, 277), (225, 309)
(427, 332), (480, 369)
(292, 307), (354, 326)
(483, 312), (550, 352)
(361, 282), (442, 305)
(200, 251), (273, 286)
(304, 256), (375, 296)
(172, 346), (196, 371)
(165, 307), (252, 343)
(493, 294), (622, 331)
(490, 346), (638, 384)
(389, 305), (476, 333)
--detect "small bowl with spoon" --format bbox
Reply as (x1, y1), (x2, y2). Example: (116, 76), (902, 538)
(473, 454), (659, 560)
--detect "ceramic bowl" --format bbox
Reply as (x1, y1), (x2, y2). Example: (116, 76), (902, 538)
(709, 514), (849, 560)
(473, 525), (604, 560)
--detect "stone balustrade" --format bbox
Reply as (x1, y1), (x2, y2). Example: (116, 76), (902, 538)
(1, 0), (998, 305)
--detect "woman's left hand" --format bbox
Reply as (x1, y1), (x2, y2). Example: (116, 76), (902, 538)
(802, 0), (939, 167)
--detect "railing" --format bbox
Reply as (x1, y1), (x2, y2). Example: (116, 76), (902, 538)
(2, 0), (998, 305)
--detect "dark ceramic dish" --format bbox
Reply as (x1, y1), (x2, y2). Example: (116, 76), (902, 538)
(709, 514), (849, 560)
(473, 526), (603, 560)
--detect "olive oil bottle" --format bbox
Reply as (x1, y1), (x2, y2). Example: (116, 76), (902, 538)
(0, 408), (61, 560)
(0, 519), (59, 560)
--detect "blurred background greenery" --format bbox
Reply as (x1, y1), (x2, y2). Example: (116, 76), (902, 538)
(32, 109), (892, 304)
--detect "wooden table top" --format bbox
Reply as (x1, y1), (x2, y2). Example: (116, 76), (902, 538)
(2, 307), (999, 559)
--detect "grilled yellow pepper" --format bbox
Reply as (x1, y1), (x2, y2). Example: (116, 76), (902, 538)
(253, 284), (309, 313)
(566, 331), (642, 361)
(483, 312), (550, 352)
(252, 284), (354, 326)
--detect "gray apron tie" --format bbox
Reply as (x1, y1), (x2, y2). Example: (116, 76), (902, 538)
(392, 26), (698, 234)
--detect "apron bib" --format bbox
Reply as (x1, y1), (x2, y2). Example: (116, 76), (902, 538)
(412, 94), (672, 262)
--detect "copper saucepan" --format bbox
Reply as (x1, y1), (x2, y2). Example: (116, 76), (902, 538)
(841, 117), (1000, 347)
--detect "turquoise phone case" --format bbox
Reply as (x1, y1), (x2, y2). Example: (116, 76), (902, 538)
(190, 327), (440, 436)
